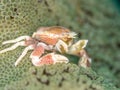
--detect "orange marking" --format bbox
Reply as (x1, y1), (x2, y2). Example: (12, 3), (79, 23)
(40, 35), (58, 45)
(38, 54), (54, 65)
(31, 46), (44, 57)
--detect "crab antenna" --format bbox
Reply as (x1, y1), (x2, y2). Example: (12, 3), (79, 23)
(0, 41), (25, 54)
(2, 36), (30, 45)
(14, 45), (34, 66)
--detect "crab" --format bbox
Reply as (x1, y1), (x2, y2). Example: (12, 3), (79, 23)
(0, 26), (91, 68)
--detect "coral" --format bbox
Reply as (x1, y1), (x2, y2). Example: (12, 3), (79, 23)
(3, 64), (118, 90)
(0, 0), (120, 89)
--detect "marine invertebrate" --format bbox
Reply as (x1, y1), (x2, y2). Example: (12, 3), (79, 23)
(0, 26), (91, 68)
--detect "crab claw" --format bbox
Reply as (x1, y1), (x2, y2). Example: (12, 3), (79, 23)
(68, 40), (88, 55)
(31, 53), (69, 66)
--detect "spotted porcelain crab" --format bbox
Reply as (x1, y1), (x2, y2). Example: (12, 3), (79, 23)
(0, 26), (91, 68)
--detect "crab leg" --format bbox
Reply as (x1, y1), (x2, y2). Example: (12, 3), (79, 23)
(30, 46), (44, 58)
(14, 45), (34, 66)
(30, 43), (47, 58)
(0, 41), (26, 54)
(78, 49), (91, 68)
(2, 36), (30, 45)
(30, 45), (45, 66)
